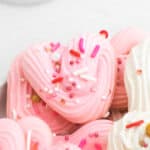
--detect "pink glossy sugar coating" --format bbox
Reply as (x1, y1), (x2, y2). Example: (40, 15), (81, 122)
(18, 116), (52, 150)
(54, 120), (113, 150)
(0, 118), (25, 150)
(7, 43), (78, 135)
(110, 27), (148, 110)
(22, 33), (116, 123)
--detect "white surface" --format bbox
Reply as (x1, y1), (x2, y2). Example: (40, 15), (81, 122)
(0, 0), (150, 85)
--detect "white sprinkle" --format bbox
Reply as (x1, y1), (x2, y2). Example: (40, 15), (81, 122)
(101, 95), (107, 100)
(26, 94), (31, 99)
(54, 87), (59, 92)
(52, 52), (61, 61)
(73, 67), (88, 76)
(80, 74), (96, 82)
(69, 77), (74, 82)
(48, 89), (53, 94)
(27, 130), (32, 150)
(20, 78), (25, 82)
(43, 87), (49, 92)
(53, 133), (56, 137)
(12, 109), (17, 120)
(25, 104), (31, 109)
(46, 69), (50, 74)
(76, 84), (81, 89)
(103, 111), (110, 118)
(75, 99), (80, 104)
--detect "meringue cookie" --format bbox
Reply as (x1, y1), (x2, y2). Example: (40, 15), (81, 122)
(7, 43), (77, 135)
(18, 116), (52, 150)
(108, 112), (150, 150)
(125, 39), (150, 111)
(111, 27), (147, 110)
(54, 119), (113, 150)
(0, 118), (25, 150)
(22, 33), (116, 123)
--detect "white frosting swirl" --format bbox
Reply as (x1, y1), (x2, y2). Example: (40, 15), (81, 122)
(108, 112), (150, 150)
(125, 39), (150, 111)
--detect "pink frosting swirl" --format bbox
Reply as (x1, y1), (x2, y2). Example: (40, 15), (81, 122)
(22, 34), (116, 123)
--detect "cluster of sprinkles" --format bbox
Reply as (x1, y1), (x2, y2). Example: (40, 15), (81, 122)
(125, 120), (150, 148)
(77, 131), (102, 150)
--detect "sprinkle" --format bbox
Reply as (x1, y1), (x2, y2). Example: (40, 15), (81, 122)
(48, 89), (54, 94)
(76, 84), (81, 89)
(126, 120), (144, 128)
(64, 135), (69, 141)
(52, 52), (61, 61)
(66, 86), (72, 91)
(60, 99), (66, 104)
(139, 140), (148, 148)
(94, 143), (102, 150)
(101, 95), (107, 100)
(90, 45), (100, 58)
(50, 42), (60, 52)
(30, 142), (39, 150)
(117, 58), (122, 64)
(72, 82), (77, 87)
(12, 109), (17, 120)
(78, 38), (85, 53)
(69, 77), (74, 82)
(31, 94), (41, 103)
(69, 93), (74, 98)
(73, 67), (88, 76)
(99, 30), (109, 38)
(103, 111), (110, 118)
(75, 99), (80, 104)
(145, 123), (150, 137)
(69, 60), (74, 65)
(80, 74), (96, 82)
(43, 87), (49, 92)
(44, 46), (51, 52)
(52, 77), (63, 84)
(20, 77), (25, 82)
(26, 94), (31, 99)
(78, 139), (86, 148)
(136, 69), (142, 75)
(27, 130), (32, 150)
(70, 49), (81, 58)
(25, 104), (31, 109)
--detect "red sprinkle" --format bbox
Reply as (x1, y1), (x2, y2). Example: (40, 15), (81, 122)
(52, 77), (63, 84)
(78, 139), (86, 148)
(99, 30), (109, 38)
(126, 120), (144, 128)
(94, 143), (102, 150)
(69, 49), (81, 58)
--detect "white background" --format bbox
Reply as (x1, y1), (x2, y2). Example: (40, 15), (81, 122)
(0, 0), (150, 85)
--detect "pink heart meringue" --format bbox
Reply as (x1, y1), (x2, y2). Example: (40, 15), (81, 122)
(7, 42), (78, 135)
(54, 119), (113, 150)
(110, 27), (148, 111)
(22, 33), (116, 123)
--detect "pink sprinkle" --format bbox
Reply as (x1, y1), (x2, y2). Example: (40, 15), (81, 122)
(79, 38), (85, 53)
(78, 139), (86, 148)
(50, 42), (60, 52)
(64, 135), (69, 141)
(91, 45), (100, 58)
(94, 143), (102, 150)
